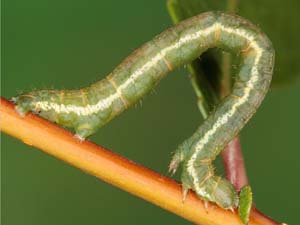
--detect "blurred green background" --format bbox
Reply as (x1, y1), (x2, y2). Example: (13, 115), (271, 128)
(2, 0), (299, 225)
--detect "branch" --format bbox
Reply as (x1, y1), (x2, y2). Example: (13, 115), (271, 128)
(222, 137), (249, 191)
(0, 97), (282, 225)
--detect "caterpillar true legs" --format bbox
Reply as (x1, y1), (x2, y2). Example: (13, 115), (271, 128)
(13, 11), (274, 218)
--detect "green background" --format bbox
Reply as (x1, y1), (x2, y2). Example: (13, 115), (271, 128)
(2, 0), (299, 225)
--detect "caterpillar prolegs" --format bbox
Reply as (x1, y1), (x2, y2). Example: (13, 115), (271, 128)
(13, 11), (274, 220)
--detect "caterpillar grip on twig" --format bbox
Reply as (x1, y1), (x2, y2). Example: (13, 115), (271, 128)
(12, 11), (274, 223)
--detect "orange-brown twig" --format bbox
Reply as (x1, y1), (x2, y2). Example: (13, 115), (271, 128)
(0, 97), (282, 225)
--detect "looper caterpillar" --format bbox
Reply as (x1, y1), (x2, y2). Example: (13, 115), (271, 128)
(12, 11), (274, 221)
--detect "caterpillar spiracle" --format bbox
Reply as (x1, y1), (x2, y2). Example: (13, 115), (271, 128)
(13, 11), (274, 215)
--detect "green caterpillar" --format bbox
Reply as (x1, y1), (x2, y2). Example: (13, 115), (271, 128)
(12, 11), (274, 221)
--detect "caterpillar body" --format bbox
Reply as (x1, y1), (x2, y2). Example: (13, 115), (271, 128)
(13, 12), (274, 214)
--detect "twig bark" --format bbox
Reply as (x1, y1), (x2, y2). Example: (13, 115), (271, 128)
(0, 97), (282, 225)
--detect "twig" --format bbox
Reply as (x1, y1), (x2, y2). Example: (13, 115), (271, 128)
(221, 137), (249, 191)
(0, 97), (283, 225)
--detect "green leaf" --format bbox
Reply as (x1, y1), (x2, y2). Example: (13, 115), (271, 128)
(238, 185), (253, 225)
(238, 0), (300, 86)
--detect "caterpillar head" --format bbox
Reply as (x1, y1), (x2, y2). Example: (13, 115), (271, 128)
(12, 92), (39, 116)
(12, 90), (102, 140)
(12, 90), (58, 121)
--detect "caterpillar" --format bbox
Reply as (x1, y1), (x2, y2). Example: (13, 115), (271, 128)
(12, 11), (274, 220)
